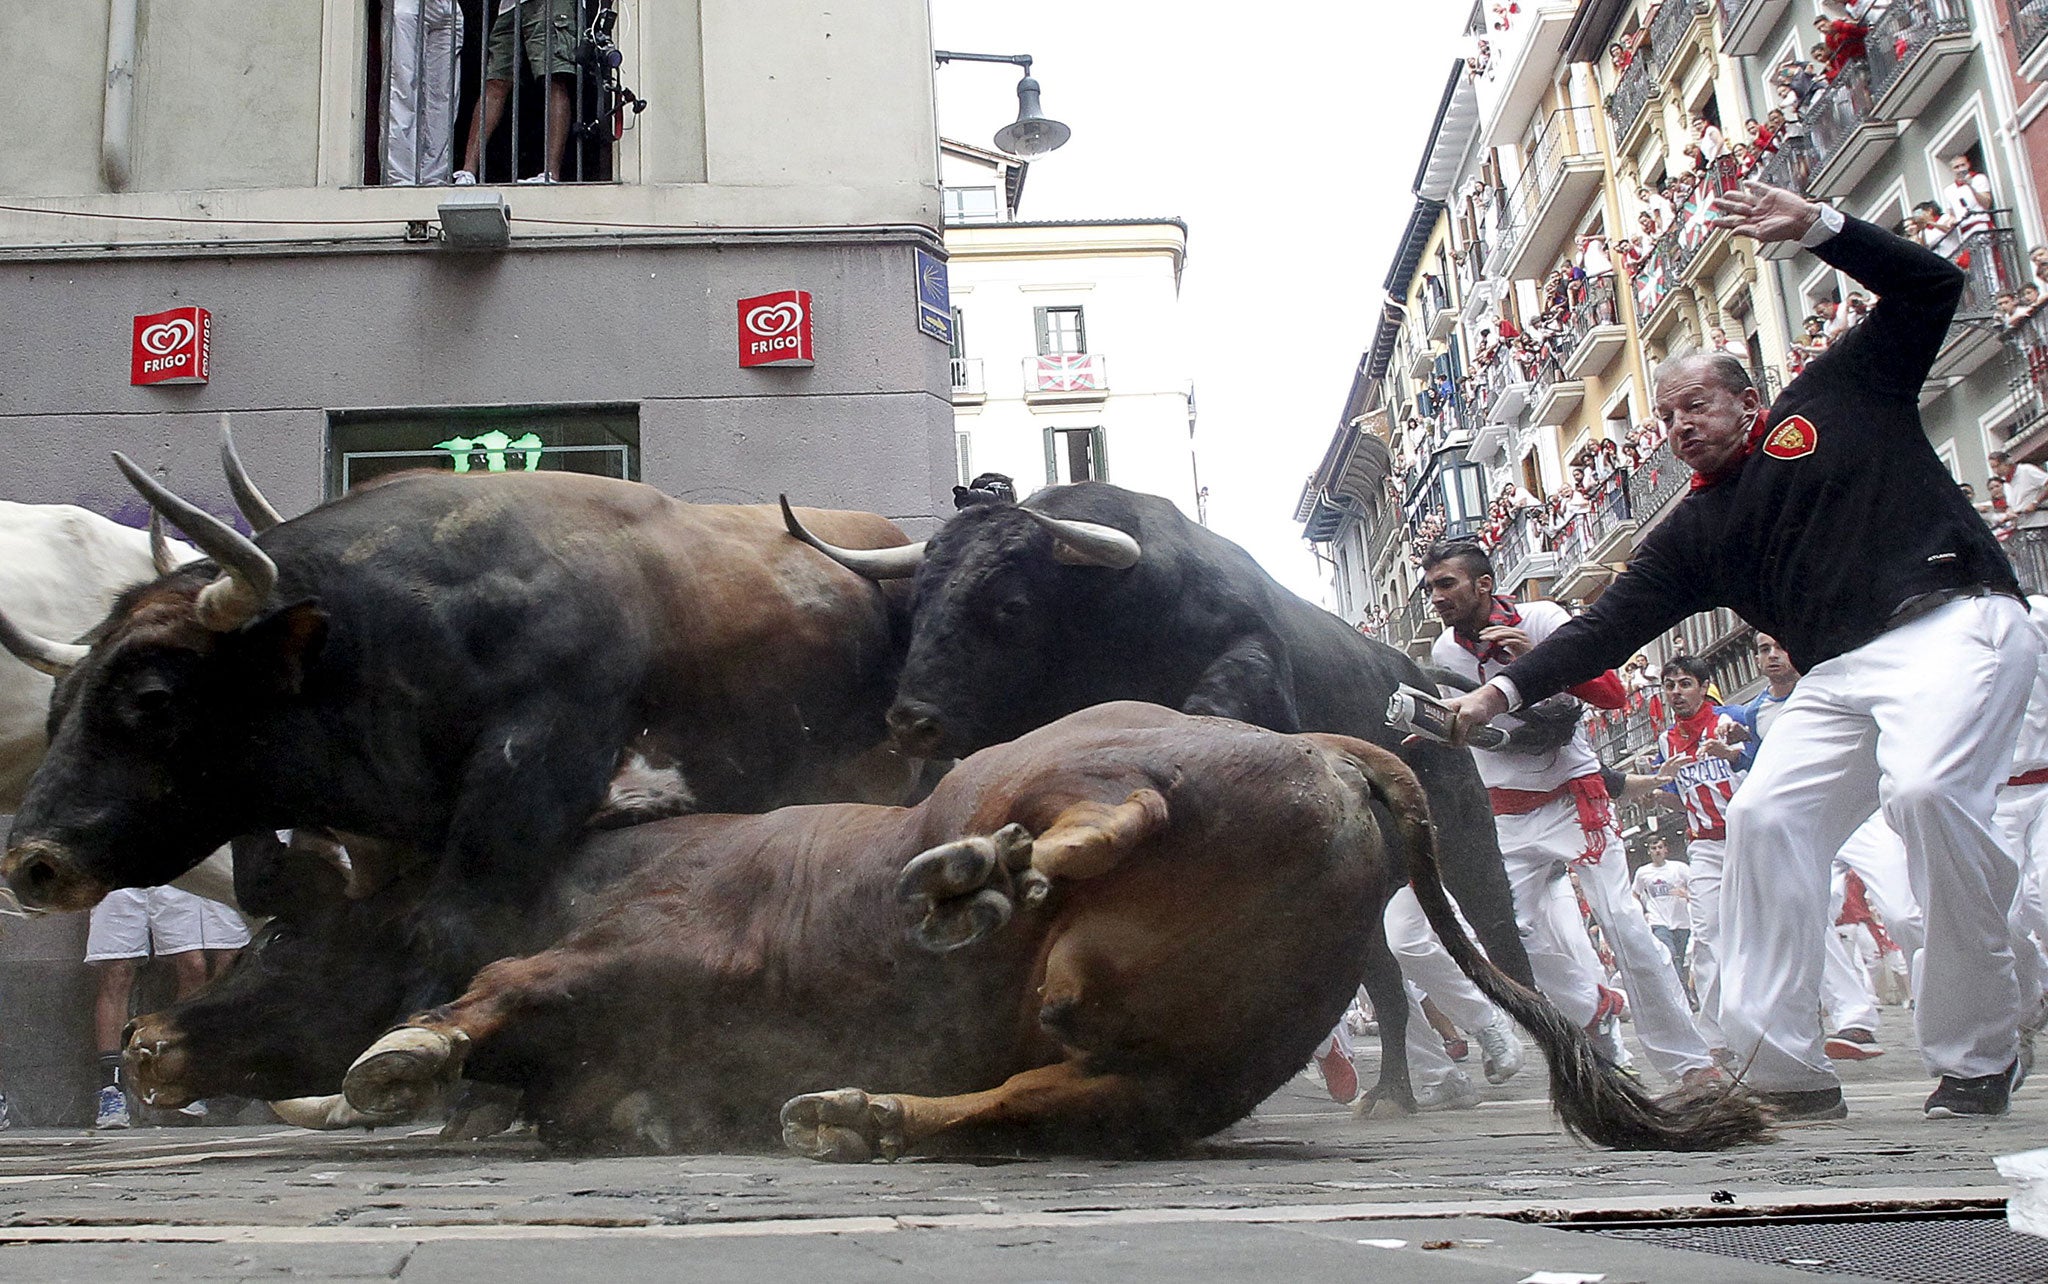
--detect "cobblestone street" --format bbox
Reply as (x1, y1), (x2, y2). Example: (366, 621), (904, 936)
(0, 1022), (2038, 1281)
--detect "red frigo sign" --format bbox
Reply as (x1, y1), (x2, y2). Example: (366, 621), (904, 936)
(737, 290), (814, 368)
(131, 307), (211, 386)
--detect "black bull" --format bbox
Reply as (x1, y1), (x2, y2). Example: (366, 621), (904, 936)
(0, 467), (915, 1003)
(786, 481), (1538, 1108)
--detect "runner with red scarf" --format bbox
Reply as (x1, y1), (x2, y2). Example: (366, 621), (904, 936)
(1652, 655), (1744, 1060)
(1440, 179), (2038, 1123)
(1423, 542), (1720, 1090)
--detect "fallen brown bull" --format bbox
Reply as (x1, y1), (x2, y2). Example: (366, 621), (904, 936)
(321, 703), (1772, 1158)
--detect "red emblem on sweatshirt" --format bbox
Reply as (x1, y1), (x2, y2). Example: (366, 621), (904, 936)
(1761, 415), (1817, 460)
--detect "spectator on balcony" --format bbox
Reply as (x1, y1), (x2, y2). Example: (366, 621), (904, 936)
(382, 0), (466, 186)
(1442, 178), (2039, 1122)
(455, 0), (584, 185)
(2029, 246), (2048, 297)
(1638, 185), (1677, 233)
(1978, 474), (2009, 531)
(1773, 64), (1816, 125)
(1708, 326), (1748, 366)
(1609, 41), (1633, 73)
(1815, 3), (1871, 83)
(1990, 450), (2048, 534)
(1746, 117), (1775, 156)
(1730, 143), (1760, 177)
(1692, 116), (1726, 164)
(1830, 293), (1871, 340)
(1578, 234), (1616, 286)
(1939, 155), (1996, 244)
(2015, 285), (2043, 327)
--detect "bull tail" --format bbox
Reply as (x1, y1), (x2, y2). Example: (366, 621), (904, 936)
(1319, 735), (1771, 1152)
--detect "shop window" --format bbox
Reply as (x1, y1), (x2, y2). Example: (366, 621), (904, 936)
(326, 404), (639, 499)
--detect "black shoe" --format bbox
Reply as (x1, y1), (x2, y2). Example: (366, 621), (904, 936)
(1924, 1061), (2017, 1119)
(1756, 1085), (1848, 1121)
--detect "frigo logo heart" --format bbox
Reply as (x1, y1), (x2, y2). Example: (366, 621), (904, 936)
(138, 318), (195, 355)
(745, 301), (804, 337)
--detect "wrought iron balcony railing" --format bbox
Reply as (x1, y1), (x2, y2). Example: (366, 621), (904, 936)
(1949, 211), (2024, 323)
(1866, 0), (1971, 107)
(2011, 0), (2048, 67)
(1804, 72), (1875, 177)
(1755, 135), (1817, 196)
(2009, 527), (2048, 597)
(1628, 232), (1682, 322)
(1648, 0), (1707, 64)
(1624, 437), (1693, 527)
(2006, 307), (2048, 443)
(1606, 45), (1658, 139)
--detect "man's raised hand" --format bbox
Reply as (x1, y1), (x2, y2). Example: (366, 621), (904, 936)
(1708, 179), (1823, 245)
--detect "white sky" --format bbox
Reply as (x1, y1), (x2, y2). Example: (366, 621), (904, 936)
(929, 2), (1466, 601)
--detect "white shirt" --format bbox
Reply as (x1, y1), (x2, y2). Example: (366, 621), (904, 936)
(2008, 461), (2048, 530)
(1432, 599), (1602, 792)
(1633, 860), (1691, 930)
(1940, 172), (1994, 238)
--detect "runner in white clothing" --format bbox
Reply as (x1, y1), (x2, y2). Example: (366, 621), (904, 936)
(1631, 837), (1693, 999)
(1423, 541), (1717, 1087)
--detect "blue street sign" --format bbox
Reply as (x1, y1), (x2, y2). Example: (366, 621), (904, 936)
(915, 248), (951, 344)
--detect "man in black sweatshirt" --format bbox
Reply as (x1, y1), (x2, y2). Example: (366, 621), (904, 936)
(1441, 180), (2039, 1121)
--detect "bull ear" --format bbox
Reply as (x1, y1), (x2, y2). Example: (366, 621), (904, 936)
(234, 600), (328, 696)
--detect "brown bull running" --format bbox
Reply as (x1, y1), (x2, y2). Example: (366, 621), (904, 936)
(338, 703), (1771, 1157)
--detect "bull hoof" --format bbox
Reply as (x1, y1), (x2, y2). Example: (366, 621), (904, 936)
(343, 1026), (468, 1120)
(780, 1088), (908, 1163)
(897, 824), (1035, 952)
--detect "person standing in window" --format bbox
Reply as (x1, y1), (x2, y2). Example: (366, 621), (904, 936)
(454, 0), (583, 185)
(383, 0), (466, 185)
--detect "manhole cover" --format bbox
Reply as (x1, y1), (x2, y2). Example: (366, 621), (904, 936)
(1578, 1212), (2047, 1283)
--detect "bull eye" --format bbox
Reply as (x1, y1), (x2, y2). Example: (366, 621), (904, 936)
(128, 678), (175, 723)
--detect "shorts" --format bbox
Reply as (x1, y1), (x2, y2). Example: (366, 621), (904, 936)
(85, 887), (251, 962)
(487, 0), (582, 81)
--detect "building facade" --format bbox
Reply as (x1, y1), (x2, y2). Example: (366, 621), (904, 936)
(0, 0), (953, 1125)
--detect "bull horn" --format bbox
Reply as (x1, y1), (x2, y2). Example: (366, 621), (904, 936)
(147, 510), (177, 576)
(113, 452), (278, 631)
(220, 420), (285, 533)
(779, 495), (926, 580)
(1016, 507), (1142, 569)
(0, 607), (89, 677)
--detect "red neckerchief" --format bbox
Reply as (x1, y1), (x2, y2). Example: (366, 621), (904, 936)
(1687, 406), (1773, 492)
(1668, 702), (1719, 757)
(1454, 595), (1522, 667)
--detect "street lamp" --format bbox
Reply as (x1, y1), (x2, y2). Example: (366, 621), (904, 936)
(934, 50), (1072, 158)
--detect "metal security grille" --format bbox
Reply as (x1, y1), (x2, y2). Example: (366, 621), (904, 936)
(1578, 1212), (2048, 1283)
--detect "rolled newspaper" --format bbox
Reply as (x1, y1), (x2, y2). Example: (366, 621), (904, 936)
(1386, 684), (1508, 751)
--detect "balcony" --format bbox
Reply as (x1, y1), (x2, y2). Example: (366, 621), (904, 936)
(1623, 437), (1694, 534)
(1551, 472), (1636, 602)
(1396, 582), (1444, 659)
(1023, 353), (1109, 404)
(1753, 138), (1819, 261)
(1403, 335), (1435, 379)
(1492, 508), (1556, 594)
(1605, 46), (1660, 148)
(1627, 232), (1684, 333)
(2011, 528), (2048, 597)
(1669, 156), (1745, 285)
(1456, 239), (1501, 325)
(1497, 106), (1606, 284)
(2012, 0), (2048, 77)
(949, 356), (984, 404)
(2003, 309), (2048, 455)
(1718, 0), (1796, 56)
(1423, 273), (1458, 341)
(1560, 277), (1626, 379)
(1867, 0), (1975, 121)
(1474, 0), (1583, 148)
(1804, 74), (1901, 200)
(1593, 705), (1659, 770)
(1930, 213), (2026, 382)
(1479, 352), (1531, 426)
(1528, 347), (1584, 428)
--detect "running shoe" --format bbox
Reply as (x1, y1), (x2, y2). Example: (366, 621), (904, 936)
(1824, 1027), (1885, 1060)
(1757, 1085), (1849, 1122)
(1475, 1012), (1525, 1085)
(94, 1085), (130, 1130)
(1442, 1036), (1470, 1062)
(1314, 1042), (1359, 1105)
(1412, 1069), (1479, 1112)
(1925, 1061), (2018, 1119)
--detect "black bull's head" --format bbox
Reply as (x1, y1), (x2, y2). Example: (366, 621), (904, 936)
(781, 495), (1143, 760)
(0, 442), (316, 912)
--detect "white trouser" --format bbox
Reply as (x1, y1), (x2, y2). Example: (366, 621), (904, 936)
(1384, 886), (1503, 1091)
(1833, 813), (1924, 959)
(384, 0), (466, 185)
(1722, 594), (2040, 1090)
(1686, 837), (1725, 1049)
(1996, 781), (2048, 1004)
(1498, 797), (1710, 1081)
(1821, 884), (1882, 1036)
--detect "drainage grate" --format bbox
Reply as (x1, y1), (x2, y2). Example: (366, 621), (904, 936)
(1579, 1213), (2048, 1283)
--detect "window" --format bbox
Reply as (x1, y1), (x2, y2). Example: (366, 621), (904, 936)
(949, 308), (967, 362)
(1035, 306), (1088, 356)
(326, 403), (639, 499)
(365, 0), (633, 186)
(1044, 426), (1107, 485)
(943, 186), (1003, 223)
(955, 431), (974, 487)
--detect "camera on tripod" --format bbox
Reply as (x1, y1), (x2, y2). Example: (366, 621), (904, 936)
(575, 3), (647, 142)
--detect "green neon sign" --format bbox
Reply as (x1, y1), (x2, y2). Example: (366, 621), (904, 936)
(433, 430), (545, 473)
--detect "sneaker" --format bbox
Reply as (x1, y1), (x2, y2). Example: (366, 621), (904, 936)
(94, 1085), (130, 1130)
(1924, 1061), (2018, 1119)
(1315, 1042), (1359, 1105)
(1475, 1012), (1525, 1085)
(1824, 1027), (1884, 1061)
(517, 173), (556, 184)
(451, 170), (477, 185)
(177, 1099), (209, 1121)
(1757, 1084), (1849, 1122)
(1442, 1036), (1470, 1062)
(1413, 1069), (1479, 1112)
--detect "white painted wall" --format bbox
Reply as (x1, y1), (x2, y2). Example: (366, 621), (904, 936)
(945, 220), (1197, 516)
